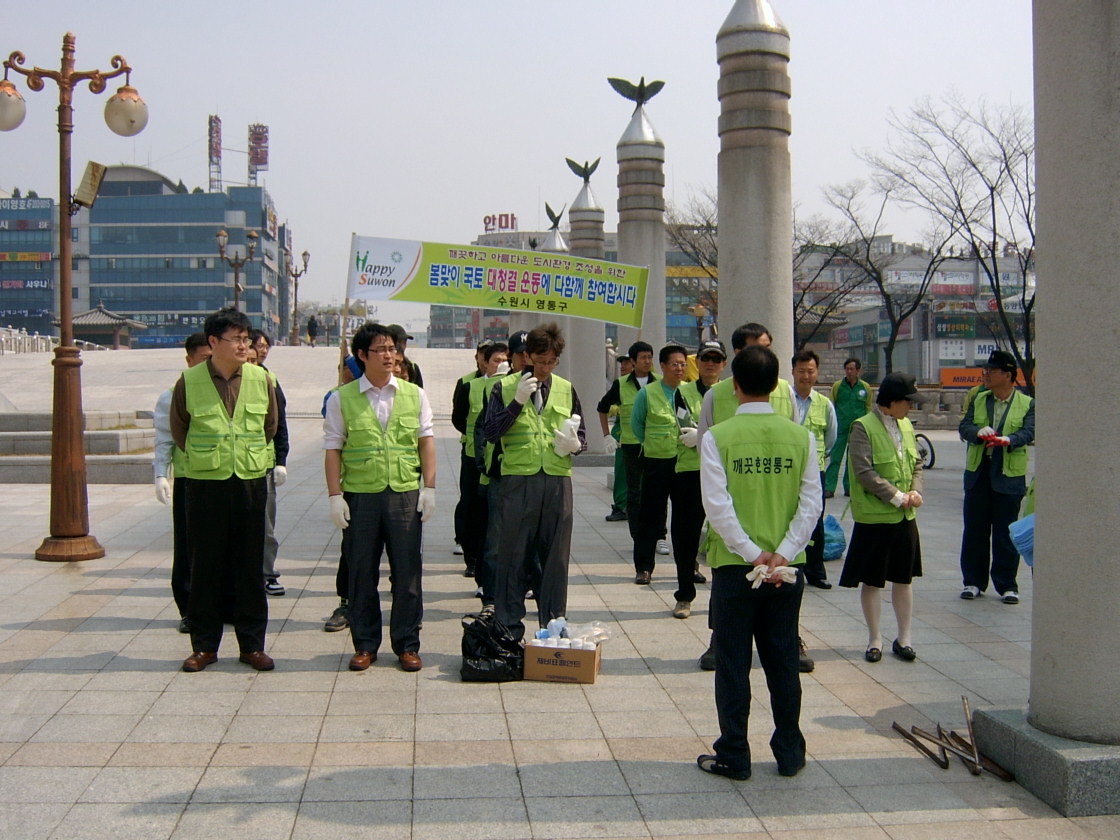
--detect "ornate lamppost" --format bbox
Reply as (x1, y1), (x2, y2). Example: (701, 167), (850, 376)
(286, 248), (310, 345)
(215, 228), (258, 311)
(0, 33), (148, 561)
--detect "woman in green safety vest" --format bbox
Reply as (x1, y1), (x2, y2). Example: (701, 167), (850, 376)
(838, 372), (926, 664)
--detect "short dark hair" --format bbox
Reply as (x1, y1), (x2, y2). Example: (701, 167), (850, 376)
(731, 345), (779, 397)
(526, 322), (565, 357)
(350, 322), (394, 372)
(483, 342), (508, 362)
(627, 340), (653, 360)
(730, 322), (770, 351)
(250, 328), (273, 348)
(659, 343), (688, 364)
(184, 332), (208, 354)
(844, 357), (862, 370)
(791, 349), (819, 368)
(203, 307), (251, 340)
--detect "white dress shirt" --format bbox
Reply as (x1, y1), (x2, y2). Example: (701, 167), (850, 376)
(153, 387), (174, 479)
(699, 402), (822, 564)
(323, 374), (434, 450)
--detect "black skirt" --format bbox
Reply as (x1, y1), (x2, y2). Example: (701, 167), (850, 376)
(838, 518), (922, 588)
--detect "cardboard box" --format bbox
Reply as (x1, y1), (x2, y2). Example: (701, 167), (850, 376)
(522, 644), (602, 684)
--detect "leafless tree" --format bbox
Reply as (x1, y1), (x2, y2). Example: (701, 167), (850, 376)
(865, 94), (1036, 394)
(825, 181), (955, 374)
(792, 213), (865, 349)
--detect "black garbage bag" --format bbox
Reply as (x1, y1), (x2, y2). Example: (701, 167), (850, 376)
(460, 612), (523, 682)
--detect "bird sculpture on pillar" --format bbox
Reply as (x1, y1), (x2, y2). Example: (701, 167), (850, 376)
(565, 157), (601, 184)
(607, 76), (665, 106)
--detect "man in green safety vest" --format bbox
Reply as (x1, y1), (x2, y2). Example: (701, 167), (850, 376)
(825, 357), (873, 498)
(170, 308), (279, 674)
(484, 322), (586, 642)
(696, 345), (821, 782)
(323, 322), (437, 673)
(791, 349), (837, 589)
(959, 350), (1035, 604)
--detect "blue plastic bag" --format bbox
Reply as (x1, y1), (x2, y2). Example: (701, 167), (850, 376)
(1009, 514), (1034, 568)
(823, 514), (847, 562)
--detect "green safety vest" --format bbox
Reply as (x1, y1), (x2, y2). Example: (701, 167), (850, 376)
(706, 411), (810, 568)
(849, 412), (919, 524)
(770, 378), (794, 420)
(642, 382), (682, 460)
(465, 375), (499, 459)
(796, 389), (832, 471)
(966, 390), (1032, 478)
(675, 381), (704, 473)
(181, 362), (271, 481)
(619, 373), (657, 445)
(338, 379), (423, 493)
(457, 369), (481, 444)
(710, 376), (793, 426)
(500, 375), (574, 477)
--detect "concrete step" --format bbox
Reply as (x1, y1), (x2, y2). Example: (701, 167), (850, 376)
(0, 454), (151, 484)
(0, 428), (154, 456)
(0, 410), (150, 432)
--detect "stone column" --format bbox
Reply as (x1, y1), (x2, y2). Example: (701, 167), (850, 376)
(716, 0), (793, 360)
(566, 174), (609, 452)
(616, 101), (666, 353)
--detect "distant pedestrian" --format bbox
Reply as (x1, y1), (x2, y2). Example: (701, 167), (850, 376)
(306, 315), (320, 348)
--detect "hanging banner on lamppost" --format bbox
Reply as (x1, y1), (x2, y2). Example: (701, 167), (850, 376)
(345, 234), (648, 327)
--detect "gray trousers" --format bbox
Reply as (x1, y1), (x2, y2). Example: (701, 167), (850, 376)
(494, 471), (572, 641)
(262, 470), (279, 579)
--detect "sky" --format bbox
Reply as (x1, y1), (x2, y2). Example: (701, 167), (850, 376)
(1, 1), (1033, 332)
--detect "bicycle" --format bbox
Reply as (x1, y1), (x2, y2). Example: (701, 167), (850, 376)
(915, 433), (936, 469)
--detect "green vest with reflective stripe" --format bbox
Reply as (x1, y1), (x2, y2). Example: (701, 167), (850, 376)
(706, 412), (810, 567)
(465, 375), (498, 459)
(338, 379), (423, 493)
(676, 381), (704, 473)
(619, 373), (656, 444)
(849, 412), (918, 524)
(181, 362), (270, 480)
(965, 390), (1032, 478)
(797, 390), (831, 471)
(642, 383), (680, 460)
(500, 375), (574, 477)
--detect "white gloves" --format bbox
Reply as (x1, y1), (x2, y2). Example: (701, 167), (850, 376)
(273, 465), (287, 487)
(552, 415), (582, 456)
(746, 565), (798, 588)
(515, 373), (539, 404)
(417, 487), (436, 522)
(976, 426), (996, 439)
(154, 476), (171, 505)
(679, 427), (698, 448)
(494, 361), (510, 376)
(603, 436), (618, 455)
(329, 495), (350, 529)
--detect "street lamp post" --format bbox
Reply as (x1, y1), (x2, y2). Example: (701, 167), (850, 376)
(216, 228), (258, 311)
(286, 248), (310, 345)
(0, 33), (148, 562)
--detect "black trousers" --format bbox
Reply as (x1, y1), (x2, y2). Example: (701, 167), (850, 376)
(711, 564), (806, 775)
(960, 459), (1023, 595)
(335, 529), (349, 600)
(459, 452), (487, 570)
(494, 472), (572, 642)
(170, 476), (191, 618)
(186, 475), (268, 654)
(453, 446), (471, 562)
(622, 443), (644, 541)
(803, 473), (828, 585)
(633, 458), (705, 603)
(344, 489), (423, 655)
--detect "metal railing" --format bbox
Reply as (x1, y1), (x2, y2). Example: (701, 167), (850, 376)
(0, 327), (103, 355)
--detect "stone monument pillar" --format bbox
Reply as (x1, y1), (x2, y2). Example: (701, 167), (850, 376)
(613, 77), (667, 353)
(970, 1), (1120, 817)
(716, 0), (793, 360)
(565, 158), (608, 452)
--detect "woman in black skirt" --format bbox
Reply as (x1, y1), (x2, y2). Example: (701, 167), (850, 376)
(838, 372), (925, 663)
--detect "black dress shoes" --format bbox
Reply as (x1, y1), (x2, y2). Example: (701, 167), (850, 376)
(892, 639), (917, 661)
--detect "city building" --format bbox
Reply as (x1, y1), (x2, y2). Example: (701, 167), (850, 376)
(0, 192), (55, 336)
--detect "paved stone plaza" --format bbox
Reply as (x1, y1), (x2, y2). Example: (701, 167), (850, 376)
(0, 346), (1112, 839)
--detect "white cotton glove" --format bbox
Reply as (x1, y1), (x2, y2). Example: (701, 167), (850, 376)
(494, 361), (510, 376)
(603, 436), (619, 455)
(561, 414), (581, 439)
(329, 495), (350, 530)
(976, 426), (996, 439)
(273, 465), (287, 487)
(154, 476), (171, 505)
(679, 427), (698, 448)
(515, 373), (539, 404)
(417, 487), (436, 522)
(745, 565), (799, 589)
(553, 426), (582, 456)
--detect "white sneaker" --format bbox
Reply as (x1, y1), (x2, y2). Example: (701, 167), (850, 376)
(960, 586), (981, 600)
(656, 540), (670, 555)
(1001, 591), (1019, 605)
(672, 600), (691, 619)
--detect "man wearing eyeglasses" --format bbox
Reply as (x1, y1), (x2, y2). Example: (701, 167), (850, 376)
(483, 322), (586, 642)
(169, 307), (279, 673)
